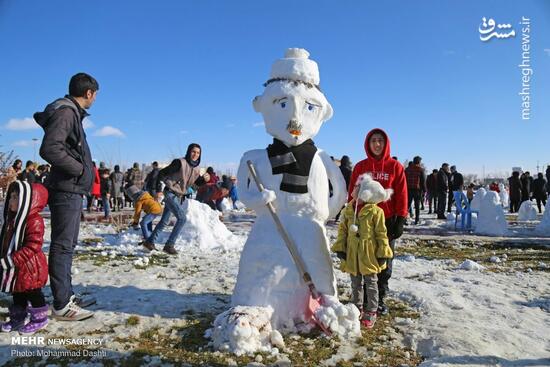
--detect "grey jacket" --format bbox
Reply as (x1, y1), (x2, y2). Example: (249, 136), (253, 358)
(159, 158), (206, 197)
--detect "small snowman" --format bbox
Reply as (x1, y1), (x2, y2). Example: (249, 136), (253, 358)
(475, 190), (508, 236)
(231, 48), (347, 329)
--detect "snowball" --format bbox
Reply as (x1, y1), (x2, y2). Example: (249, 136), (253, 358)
(208, 306), (274, 356)
(517, 201), (538, 221)
(458, 259), (485, 271)
(489, 256), (501, 263)
(270, 330), (285, 349)
(313, 295), (361, 338)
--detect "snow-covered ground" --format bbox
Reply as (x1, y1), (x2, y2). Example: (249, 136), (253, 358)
(0, 202), (549, 366)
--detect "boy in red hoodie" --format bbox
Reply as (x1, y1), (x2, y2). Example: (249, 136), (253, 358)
(348, 128), (408, 315)
(1, 181), (49, 334)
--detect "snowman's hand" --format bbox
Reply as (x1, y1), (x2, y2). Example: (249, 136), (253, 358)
(261, 189), (277, 205)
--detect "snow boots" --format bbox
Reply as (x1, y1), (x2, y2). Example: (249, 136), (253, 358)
(19, 305), (49, 335)
(361, 311), (377, 329)
(1, 305), (27, 332)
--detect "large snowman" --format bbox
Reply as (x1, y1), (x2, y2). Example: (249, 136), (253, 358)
(232, 48), (347, 329)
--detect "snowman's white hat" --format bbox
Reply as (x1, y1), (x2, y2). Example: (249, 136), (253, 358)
(266, 48), (320, 88)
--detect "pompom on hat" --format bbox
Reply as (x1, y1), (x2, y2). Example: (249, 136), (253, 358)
(350, 174), (393, 233)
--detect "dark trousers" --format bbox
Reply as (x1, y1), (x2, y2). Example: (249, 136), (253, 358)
(408, 189), (421, 223)
(13, 289), (46, 308)
(536, 198), (547, 213)
(48, 190), (82, 310)
(447, 190), (454, 212)
(428, 192), (437, 213)
(377, 239), (395, 303)
(437, 191), (447, 218)
(510, 199), (520, 213)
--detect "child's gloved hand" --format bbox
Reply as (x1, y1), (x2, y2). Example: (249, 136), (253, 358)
(336, 251), (346, 260)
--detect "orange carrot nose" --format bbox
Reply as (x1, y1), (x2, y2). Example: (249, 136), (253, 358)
(289, 129), (302, 136)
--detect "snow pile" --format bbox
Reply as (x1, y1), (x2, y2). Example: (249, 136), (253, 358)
(498, 183), (509, 207)
(314, 295), (361, 338)
(458, 259), (484, 271)
(474, 191), (507, 236)
(536, 200), (550, 235)
(470, 188), (486, 212)
(207, 305), (282, 356)
(208, 296), (360, 355)
(176, 199), (244, 251)
(517, 200), (537, 221)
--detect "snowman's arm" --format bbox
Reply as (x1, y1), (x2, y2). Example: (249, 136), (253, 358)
(237, 152), (276, 210)
(318, 150), (347, 219)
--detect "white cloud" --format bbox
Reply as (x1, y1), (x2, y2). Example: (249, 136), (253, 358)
(226, 123), (236, 128)
(94, 126), (125, 137)
(12, 140), (37, 147)
(4, 117), (39, 130)
(253, 122), (265, 127)
(180, 130), (189, 134)
(82, 118), (95, 129)
(544, 48), (550, 56)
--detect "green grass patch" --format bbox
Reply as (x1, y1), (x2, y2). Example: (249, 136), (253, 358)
(400, 238), (550, 273)
(126, 315), (140, 326)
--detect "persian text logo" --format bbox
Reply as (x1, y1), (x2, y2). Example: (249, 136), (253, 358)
(479, 17), (515, 42)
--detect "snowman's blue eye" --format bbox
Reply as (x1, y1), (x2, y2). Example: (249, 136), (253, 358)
(280, 102), (286, 108)
(308, 104), (314, 111)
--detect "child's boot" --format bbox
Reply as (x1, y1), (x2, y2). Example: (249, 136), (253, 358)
(361, 311), (377, 329)
(19, 305), (49, 335)
(1, 305), (27, 332)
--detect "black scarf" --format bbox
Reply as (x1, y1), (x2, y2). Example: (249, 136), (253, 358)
(266, 138), (317, 194)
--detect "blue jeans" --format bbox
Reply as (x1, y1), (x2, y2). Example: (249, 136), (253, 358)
(101, 194), (111, 218)
(147, 191), (186, 246)
(48, 190), (82, 310)
(140, 213), (158, 239)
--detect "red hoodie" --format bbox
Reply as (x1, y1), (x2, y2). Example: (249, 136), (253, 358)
(348, 128), (408, 219)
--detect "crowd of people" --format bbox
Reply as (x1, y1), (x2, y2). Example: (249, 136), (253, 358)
(0, 71), (547, 336)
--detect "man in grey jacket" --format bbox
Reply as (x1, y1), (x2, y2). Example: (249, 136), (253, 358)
(34, 73), (98, 321)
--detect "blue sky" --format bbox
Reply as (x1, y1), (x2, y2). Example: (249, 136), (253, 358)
(1, 0), (549, 177)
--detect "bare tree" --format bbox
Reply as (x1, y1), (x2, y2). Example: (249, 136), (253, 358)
(0, 148), (18, 172)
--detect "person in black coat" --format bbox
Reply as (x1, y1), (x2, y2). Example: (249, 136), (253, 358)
(508, 171), (522, 213)
(546, 166), (550, 196)
(18, 161), (37, 184)
(339, 155), (352, 191)
(520, 172), (533, 203)
(426, 169), (438, 214)
(34, 72), (98, 318)
(436, 163), (450, 219)
(532, 172), (548, 213)
(144, 161), (160, 198)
